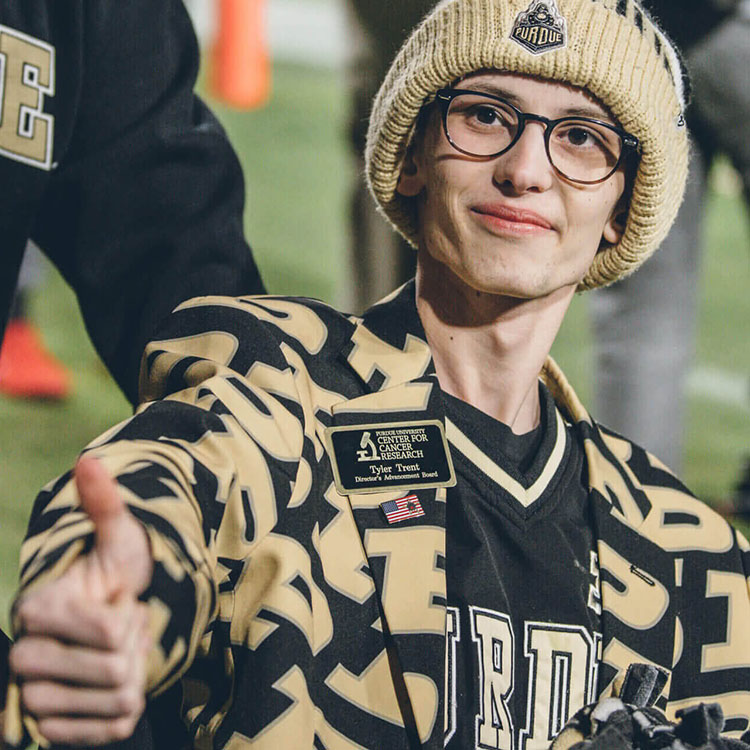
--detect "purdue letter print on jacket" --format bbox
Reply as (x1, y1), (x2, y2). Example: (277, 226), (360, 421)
(6, 283), (750, 749)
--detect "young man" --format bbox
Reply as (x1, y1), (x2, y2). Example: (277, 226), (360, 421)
(6, 1), (750, 748)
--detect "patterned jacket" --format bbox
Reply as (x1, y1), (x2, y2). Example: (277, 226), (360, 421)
(7, 283), (750, 749)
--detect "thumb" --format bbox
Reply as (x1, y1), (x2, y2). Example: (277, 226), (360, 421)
(75, 455), (153, 597)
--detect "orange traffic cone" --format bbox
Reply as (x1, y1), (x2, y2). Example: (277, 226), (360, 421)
(212, 0), (270, 109)
(0, 319), (70, 400)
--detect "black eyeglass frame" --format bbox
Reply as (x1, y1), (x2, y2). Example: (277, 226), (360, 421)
(435, 87), (641, 185)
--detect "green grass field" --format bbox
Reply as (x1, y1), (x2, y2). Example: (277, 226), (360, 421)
(0, 61), (748, 628)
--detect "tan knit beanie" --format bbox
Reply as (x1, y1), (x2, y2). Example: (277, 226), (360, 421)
(365, 0), (690, 290)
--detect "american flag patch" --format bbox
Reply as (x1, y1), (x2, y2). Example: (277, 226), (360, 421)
(380, 494), (425, 524)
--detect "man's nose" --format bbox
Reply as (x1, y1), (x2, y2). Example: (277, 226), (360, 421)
(492, 122), (555, 194)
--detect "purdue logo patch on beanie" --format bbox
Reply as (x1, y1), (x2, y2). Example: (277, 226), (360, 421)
(511, 0), (567, 54)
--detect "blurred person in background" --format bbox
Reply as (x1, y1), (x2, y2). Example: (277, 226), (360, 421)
(346, 0), (434, 308)
(589, 0), (750, 508)
(6, 2), (750, 749)
(0, 0), (263, 407)
(0, 0), (264, 744)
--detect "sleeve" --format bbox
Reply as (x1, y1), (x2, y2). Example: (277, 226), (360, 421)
(660, 525), (750, 742)
(30, 0), (264, 405)
(3, 297), (309, 749)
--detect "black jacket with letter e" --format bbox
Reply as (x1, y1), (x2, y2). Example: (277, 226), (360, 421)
(0, 0), (263, 404)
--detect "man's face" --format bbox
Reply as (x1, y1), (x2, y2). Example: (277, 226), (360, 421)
(397, 72), (627, 301)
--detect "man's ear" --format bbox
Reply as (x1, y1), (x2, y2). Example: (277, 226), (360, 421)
(396, 149), (425, 197)
(602, 200), (628, 246)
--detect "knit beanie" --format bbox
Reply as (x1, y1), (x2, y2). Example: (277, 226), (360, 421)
(365, 0), (690, 290)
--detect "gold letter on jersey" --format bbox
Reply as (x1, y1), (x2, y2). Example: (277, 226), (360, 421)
(520, 623), (597, 749)
(0, 25), (55, 169)
(470, 607), (515, 750)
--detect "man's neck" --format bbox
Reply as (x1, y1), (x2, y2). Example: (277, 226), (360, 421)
(415, 253), (576, 434)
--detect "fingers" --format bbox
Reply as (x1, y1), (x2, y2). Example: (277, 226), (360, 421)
(9, 456), (154, 747)
(15, 584), (147, 650)
(12, 638), (130, 686)
(21, 681), (145, 719)
(11, 600), (150, 747)
(13, 599), (150, 682)
(36, 714), (144, 747)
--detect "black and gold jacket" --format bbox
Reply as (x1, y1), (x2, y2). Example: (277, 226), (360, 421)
(6, 283), (750, 749)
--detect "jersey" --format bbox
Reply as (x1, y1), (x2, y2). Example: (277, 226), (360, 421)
(443, 387), (601, 750)
(0, 1), (263, 403)
(5, 283), (750, 749)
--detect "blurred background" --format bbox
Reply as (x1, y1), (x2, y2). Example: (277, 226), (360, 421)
(0, 0), (748, 629)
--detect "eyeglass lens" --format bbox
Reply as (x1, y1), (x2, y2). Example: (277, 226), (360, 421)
(445, 93), (623, 183)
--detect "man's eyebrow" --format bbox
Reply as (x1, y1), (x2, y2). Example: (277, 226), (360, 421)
(457, 82), (615, 123)
(560, 105), (614, 122)
(460, 82), (522, 104)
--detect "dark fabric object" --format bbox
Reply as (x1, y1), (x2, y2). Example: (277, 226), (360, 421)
(552, 663), (750, 748)
(642, 0), (739, 50)
(620, 663), (670, 708)
(0, 628), (10, 710)
(555, 698), (750, 749)
(0, 0), (264, 404)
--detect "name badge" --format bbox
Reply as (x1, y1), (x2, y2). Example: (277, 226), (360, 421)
(325, 420), (456, 494)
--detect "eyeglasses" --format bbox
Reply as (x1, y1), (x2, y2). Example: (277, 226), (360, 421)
(435, 88), (640, 185)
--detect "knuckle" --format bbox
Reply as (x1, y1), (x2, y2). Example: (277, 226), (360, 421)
(115, 686), (143, 716)
(93, 616), (122, 648)
(111, 715), (139, 741)
(102, 654), (129, 685)
(15, 597), (39, 630)
(10, 639), (47, 676)
(36, 718), (65, 744)
(8, 641), (29, 672)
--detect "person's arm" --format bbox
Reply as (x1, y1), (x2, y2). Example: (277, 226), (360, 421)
(3, 403), (225, 750)
(4, 297), (306, 748)
(32, 0), (264, 405)
(9, 457), (154, 747)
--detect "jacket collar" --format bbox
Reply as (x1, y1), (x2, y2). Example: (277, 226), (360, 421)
(342, 281), (434, 394)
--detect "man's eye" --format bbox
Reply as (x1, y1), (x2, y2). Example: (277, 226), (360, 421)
(473, 106), (499, 124)
(566, 127), (593, 146)
(466, 105), (509, 127)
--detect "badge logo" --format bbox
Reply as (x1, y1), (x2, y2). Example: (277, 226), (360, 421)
(356, 431), (380, 462)
(510, 0), (567, 55)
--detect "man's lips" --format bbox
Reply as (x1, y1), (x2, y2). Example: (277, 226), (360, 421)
(471, 203), (554, 232)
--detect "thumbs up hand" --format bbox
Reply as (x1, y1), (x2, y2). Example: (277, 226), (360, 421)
(9, 456), (154, 746)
